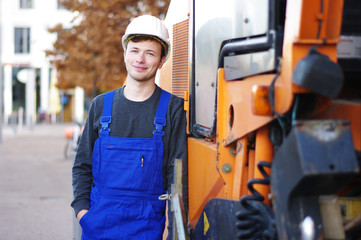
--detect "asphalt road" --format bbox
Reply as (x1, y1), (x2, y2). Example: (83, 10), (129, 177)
(0, 123), (74, 240)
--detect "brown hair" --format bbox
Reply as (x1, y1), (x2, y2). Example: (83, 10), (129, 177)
(126, 34), (166, 59)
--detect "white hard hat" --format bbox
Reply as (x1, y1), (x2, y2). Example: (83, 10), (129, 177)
(122, 15), (171, 61)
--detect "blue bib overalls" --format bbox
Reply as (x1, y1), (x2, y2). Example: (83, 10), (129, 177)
(79, 90), (171, 240)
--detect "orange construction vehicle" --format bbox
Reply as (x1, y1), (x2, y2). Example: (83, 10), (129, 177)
(159, 0), (361, 239)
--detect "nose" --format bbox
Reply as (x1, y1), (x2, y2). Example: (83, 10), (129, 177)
(135, 52), (145, 63)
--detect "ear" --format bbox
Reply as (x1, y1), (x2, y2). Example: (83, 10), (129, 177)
(123, 50), (127, 62)
(158, 56), (166, 69)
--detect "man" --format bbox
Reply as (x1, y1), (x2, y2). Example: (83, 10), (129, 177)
(71, 15), (187, 239)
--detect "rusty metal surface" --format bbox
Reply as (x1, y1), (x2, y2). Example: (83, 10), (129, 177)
(296, 120), (349, 143)
(292, 120), (359, 176)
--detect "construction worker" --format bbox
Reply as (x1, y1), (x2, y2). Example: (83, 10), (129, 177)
(71, 15), (187, 239)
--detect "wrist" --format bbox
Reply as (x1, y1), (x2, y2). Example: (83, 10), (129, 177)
(76, 209), (88, 221)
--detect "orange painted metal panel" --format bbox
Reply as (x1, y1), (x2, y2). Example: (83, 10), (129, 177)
(217, 69), (274, 145)
(187, 137), (224, 227)
(297, 0), (343, 43)
(247, 150), (255, 196)
(232, 138), (249, 199)
(276, 0), (344, 115)
(254, 126), (273, 205)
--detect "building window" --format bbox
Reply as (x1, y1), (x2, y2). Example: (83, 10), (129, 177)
(19, 0), (33, 9)
(14, 28), (31, 54)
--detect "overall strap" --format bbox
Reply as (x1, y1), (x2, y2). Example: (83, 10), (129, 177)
(153, 90), (171, 137)
(100, 90), (115, 136)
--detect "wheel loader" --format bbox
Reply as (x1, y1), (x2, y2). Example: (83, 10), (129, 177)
(159, 0), (361, 239)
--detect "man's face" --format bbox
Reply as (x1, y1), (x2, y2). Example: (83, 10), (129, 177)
(124, 40), (165, 83)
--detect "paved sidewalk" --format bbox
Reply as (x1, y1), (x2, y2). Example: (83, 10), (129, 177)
(0, 123), (74, 240)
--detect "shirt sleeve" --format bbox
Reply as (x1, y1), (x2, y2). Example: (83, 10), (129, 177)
(166, 95), (188, 197)
(165, 95), (188, 239)
(71, 97), (100, 216)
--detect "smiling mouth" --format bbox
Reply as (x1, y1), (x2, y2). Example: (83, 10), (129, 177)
(133, 66), (147, 71)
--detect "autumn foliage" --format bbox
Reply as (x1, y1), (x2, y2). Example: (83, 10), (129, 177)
(46, 0), (170, 98)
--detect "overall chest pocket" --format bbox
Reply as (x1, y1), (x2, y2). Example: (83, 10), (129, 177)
(103, 145), (154, 164)
(100, 142), (160, 191)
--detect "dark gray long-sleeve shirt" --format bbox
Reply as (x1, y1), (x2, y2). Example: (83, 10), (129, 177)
(71, 85), (188, 221)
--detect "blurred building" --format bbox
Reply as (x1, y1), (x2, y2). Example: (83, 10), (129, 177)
(0, 0), (85, 126)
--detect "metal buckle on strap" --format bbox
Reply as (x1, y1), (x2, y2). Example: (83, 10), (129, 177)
(158, 193), (172, 201)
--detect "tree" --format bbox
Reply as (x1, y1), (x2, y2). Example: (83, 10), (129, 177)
(46, 0), (170, 99)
